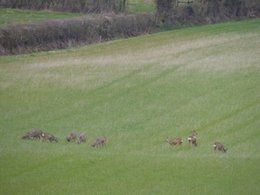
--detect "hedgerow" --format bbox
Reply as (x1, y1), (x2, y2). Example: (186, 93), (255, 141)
(0, 13), (157, 55)
(0, 0), (127, 13)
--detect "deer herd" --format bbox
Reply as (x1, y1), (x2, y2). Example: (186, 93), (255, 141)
(22, 128), (227, 152)
(165, 129), (227, 153)
(22, 128), (107, 148)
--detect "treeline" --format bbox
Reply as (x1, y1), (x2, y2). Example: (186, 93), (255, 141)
(0, 0), (127, 13)
(156, 0), (260, 24)
(0, 13), (156, 55)
(0, 0), (259, 55)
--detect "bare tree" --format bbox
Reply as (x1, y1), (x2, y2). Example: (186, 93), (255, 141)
(156, 0), (176, 25)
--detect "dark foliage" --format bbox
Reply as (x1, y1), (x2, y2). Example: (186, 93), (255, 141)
(158, 0), (260, 24)
(0, 0), (127, 13)
(156, 0), (176, 25)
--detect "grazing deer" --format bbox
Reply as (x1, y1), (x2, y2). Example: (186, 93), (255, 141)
(187, 130), (197, 146)
(77, 133), (87, 144)
(66, 132), (77, 142)
(41, 132), (58, 143)
(166, 137), (183, 146)
(213, 142), (227, 153)
(92, 136), (107, 148)
(22, 128), (43, 140)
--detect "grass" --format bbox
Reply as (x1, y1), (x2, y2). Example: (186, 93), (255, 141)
(0, 19), (260, 194)
(0, 8), (83, 26)
(128, 0), (156, 13)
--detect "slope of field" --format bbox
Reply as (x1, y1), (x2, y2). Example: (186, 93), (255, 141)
(0, 19), (259, 194)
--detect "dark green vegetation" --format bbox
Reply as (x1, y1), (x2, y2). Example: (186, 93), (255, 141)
(156, 0), (260, 25)
(0, 19), (260, 194)
(0, 0), (127, 13)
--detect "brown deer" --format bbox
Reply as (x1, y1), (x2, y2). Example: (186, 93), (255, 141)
(77, 133), (87, 144)
(22, 128), (43, 140)
(66, 132), (77, 142)
(41, 132), (58, 142)
(166, 137), (183, 146)
(187, 130), (197, 146)
(92, 136), (107, 148)
(213, 142), (227, 153)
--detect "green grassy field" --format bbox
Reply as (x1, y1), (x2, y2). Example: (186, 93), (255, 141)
(0, 8), (83, 26)
(128, 0), (155, 13)
(0, 19), (260, 194)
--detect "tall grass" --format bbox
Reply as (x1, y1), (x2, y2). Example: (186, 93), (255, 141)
(0, 19), (259, 194)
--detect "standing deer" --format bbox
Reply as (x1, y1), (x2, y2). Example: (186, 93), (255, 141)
(77, 133), (87, 144)
(166, 137), (183, 146)
(213, 142), (227, 153)
(187, 130), (197, 146)
(66, 132), (77, 142)
(92, 136), (107, 148)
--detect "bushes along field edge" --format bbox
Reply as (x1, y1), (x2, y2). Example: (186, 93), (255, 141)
(156, 0), (260, 25)
(0, 13), (157, 55)
(1, 0), (259, 55)
(0, 0), (127, 13)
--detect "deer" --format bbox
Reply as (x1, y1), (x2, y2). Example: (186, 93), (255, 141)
(166, 137), (183, 146)
(187, 130), (197, 146)
(41, 132), (58, 143)
(213, 142), (227, 153)
(77, 133), (87, 144)
(92, 136), (107, 148)
(66, 132), (77, 142)
(22, 128), (43, 140)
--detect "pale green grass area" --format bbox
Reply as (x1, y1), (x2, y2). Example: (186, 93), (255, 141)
(128, 0), (155, 13)
(0, 8), (83, 26)
(0, 19), (260, 194)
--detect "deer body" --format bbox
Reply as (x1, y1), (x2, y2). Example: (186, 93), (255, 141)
(166, 137), (183, 146)
(188, 130), (197, 146)
(41, 132), (58, 142)
(92, 136), (107, 148)
(213, 142), (227, 153)
(66, 132), (77, 142)
(22, 128), (43, 140)
(77, 133), (87, 144)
